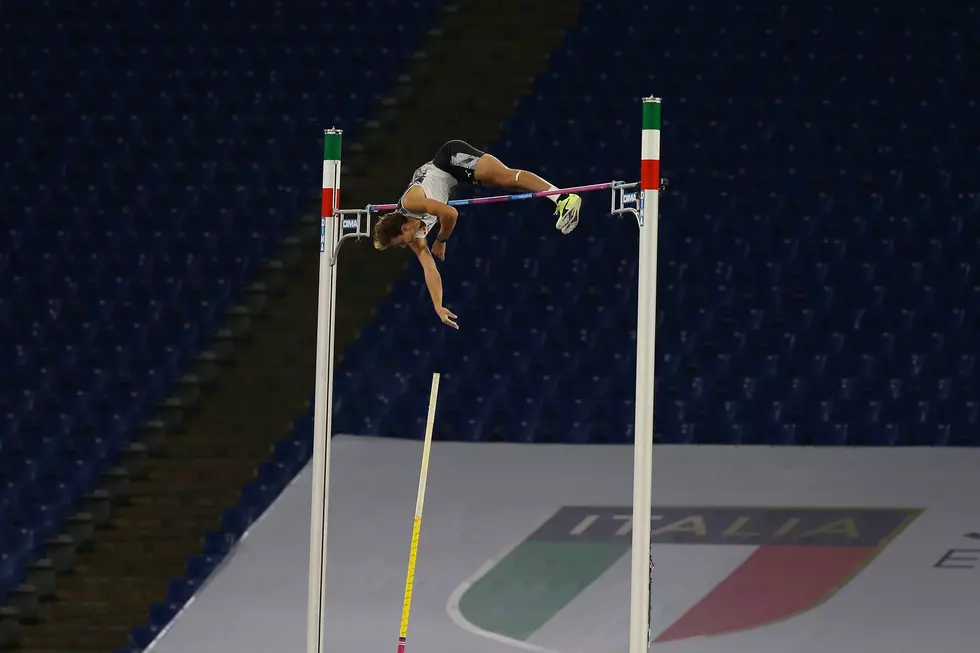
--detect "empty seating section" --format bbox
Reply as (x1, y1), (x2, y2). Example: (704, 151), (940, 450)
(0, 0), (445, 616)
(333, 1), (980, 447)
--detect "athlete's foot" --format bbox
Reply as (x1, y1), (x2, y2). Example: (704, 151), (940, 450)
(554, 193), (582, 234)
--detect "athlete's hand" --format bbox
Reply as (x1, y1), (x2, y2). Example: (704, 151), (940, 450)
(436, 306), (458, 329)
(432, 240), (447, 261)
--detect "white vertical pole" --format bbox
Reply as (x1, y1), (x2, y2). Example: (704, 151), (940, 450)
(307, 128), (343, 653)
(630, 97), (661, 653)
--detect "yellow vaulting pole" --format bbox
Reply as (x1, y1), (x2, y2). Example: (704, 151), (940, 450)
(396, 372), (440, 653)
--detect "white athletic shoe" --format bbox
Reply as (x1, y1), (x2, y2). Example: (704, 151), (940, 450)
(554, 194), (582, 234)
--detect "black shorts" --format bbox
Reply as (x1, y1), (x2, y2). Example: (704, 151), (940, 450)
(432, 139), (486, 185)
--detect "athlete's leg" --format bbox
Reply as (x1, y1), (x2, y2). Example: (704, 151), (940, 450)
(473, 153), (583, 234)
(474, 153), (553, 192)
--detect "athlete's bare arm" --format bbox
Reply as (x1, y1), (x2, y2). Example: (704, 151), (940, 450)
(401, 184), (458, 261)
(400, 185), (459, 223)
(408, 237), (458, 329)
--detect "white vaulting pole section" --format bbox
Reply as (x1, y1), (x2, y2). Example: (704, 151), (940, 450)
(396, 372), (441, 653)
(307, 128), (343, 653)
(631, 97), (661, 653)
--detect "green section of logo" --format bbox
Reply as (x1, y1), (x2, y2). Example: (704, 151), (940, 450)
(458, 540), (628, 640)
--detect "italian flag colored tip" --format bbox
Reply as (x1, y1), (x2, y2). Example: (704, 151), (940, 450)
(642, 100), (661, 131)
(323, 131), (342, 161)
(641, 97), (661, 191)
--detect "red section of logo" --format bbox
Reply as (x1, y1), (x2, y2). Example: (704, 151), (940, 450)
(655, 545), (875, 642)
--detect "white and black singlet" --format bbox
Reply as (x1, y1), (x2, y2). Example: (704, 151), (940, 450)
(395, 139), (485, 239)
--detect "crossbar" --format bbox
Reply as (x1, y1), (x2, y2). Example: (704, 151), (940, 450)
(320, 179), (667, 266)
(368, 180), (636, 213)
(324, 179), (651, 265)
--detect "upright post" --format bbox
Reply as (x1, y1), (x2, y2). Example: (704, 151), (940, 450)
(630, 97), (660, 653)
(307, 128), (343, 653)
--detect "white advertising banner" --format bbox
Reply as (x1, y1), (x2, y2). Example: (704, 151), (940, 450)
(148, 438), (980, 653)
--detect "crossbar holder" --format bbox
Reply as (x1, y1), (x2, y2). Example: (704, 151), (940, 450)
(324, 208), (374, 265)
(611, 181), (640, 224)
(610, 178), (668, 226)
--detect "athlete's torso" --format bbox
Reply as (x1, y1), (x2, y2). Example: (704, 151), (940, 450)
(396, 162), (457, 238)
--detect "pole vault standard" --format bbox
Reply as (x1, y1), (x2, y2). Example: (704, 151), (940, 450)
(306, 96), (662, 653)
(633, 95), (661, 653)
(306, 127), (342, 653)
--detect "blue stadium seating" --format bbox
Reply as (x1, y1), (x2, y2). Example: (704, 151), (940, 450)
(0, 0), (446, 614)
(332, 0), (980, 447)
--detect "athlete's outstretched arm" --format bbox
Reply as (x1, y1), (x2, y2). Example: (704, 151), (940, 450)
(408, 238), (458, 329)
